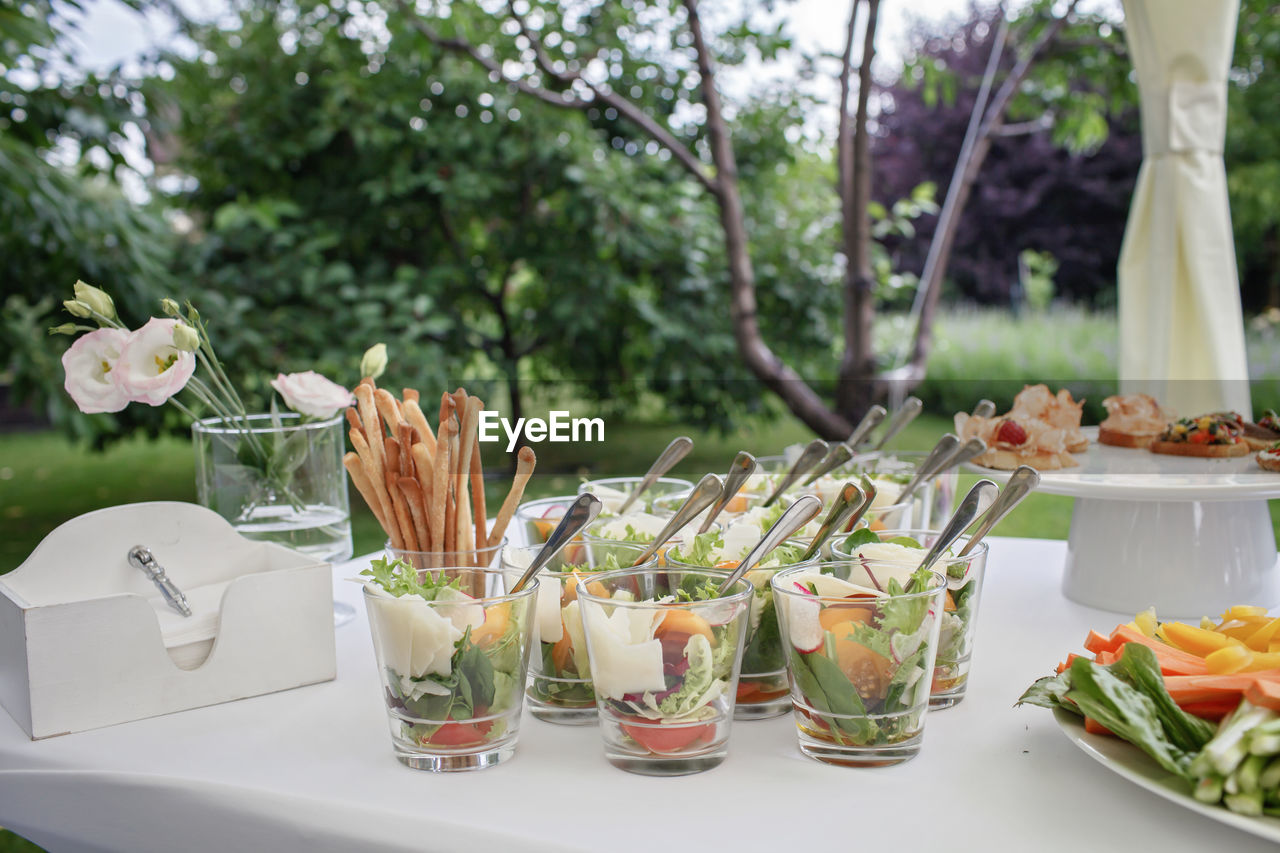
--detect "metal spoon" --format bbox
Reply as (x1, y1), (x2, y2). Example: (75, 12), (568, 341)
(972, 399), (997, 419)
(699, 451), (757, 534)
(874, 396), (923, 451)
(509, 493), (602, 594)
(845, 405), (887, 453)
(802, 442), (854, 486)
(895, 433), (961, 509)
(762, 439), (829, 507)
(616, 435), (694, 515)
(631, 473), (723, 566)
(936, 437), (989, 474)
(916, 479), (1000, 578)
(717, 494), (823, 595)
(800, 482), (863, 562)
(957, 466), (1040, 557)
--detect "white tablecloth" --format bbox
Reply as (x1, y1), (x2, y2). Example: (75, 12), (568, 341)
(1, 537), (1275, 852)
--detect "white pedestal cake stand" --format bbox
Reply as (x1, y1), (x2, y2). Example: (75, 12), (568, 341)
(968, 428), (1280, 617)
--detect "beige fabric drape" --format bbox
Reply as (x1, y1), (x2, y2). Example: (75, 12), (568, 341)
(1117, 0), (1251, 416)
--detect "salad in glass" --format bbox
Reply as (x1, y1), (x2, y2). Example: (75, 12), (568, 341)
(361, 558), (537, 771)
(771, 558), (945, 766)
(576, 567), (753, 775)
(830, 526), (989, 709)
(501, 541), (656, 724)
(666, 527), (814, 719)
(514, 495), (581, 545)
(578, 476), (693, 514)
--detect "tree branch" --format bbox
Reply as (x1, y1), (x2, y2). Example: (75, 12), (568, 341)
(397, 2), (718, 194)
(682, 0), (851, 438)
(903, 1), (1080, 375)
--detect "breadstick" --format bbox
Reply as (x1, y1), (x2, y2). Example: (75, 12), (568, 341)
(398, 476), (431, 554)
(386, 465), (419, 553)
(397, 423), (417, 478)
(429, 419), (452, 557)
(344, 406), (362, 436)
(468, 400), (488, 561)
(403, 388), (419, 404)
(350, 427), (401, 550)
(487, 446), (536, 549)
(411, 442), (435, 540)
(353, 384), (387, 471)
(455, 396), (480, 539)
(402, 398), (437, 460)
(374, 388), (405, 433)
(384, 436), (401, 482)
(343, 452), (387, 532)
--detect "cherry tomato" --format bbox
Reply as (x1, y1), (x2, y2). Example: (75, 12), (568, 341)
(620, 718), (715, 754)
(425, 717), (494, 747)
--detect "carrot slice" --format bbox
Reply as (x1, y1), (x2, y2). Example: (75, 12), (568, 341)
(1108, 625), (1209, 675)
(1083, 630), (1115, 655)
(1084, 717), (1114, 737)
(1244, 679), (1280, 713)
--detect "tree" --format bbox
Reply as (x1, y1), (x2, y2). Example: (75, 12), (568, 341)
(1227, 0), (1280, 309)
(1, 0), (176, 443)
(401, 0), (1120, 438)
(148, 0), (804, 430)
(874, 5), (1141, 309)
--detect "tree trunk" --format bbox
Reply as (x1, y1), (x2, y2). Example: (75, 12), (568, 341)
(683, 0), (852, 440)
(835, 0), (881, 426)
(906, 3), (1078, 376)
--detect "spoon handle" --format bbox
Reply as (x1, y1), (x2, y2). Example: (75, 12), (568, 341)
(896, 433), (961, 506)
(957, 466), (1040, 557)
(719, 495), (822, 594)
(802, 443), (854, 486)
(917, 480), (999, 576)
(699, 452), (757, 534)
(510, 493), (602, 593)
(763, 439), (829, 507)
(617, 435), (694, 515)
(937, 437), (988, 474)
(971, 399), (997, 419)
(800, 482), (863, 562)
(874, 397), (923, 451)
(845, 405), (887, 453)
(632, 473), (723, 566)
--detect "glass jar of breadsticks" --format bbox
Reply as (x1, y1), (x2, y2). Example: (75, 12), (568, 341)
(341, 382), (538, 595)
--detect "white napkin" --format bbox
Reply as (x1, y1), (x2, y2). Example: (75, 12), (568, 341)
(147, 581), (230, 669)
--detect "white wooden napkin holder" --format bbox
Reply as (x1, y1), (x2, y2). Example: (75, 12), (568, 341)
(0, 501), (336, 739)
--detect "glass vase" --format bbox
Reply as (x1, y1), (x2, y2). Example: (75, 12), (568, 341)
(192, 413), (352, 564)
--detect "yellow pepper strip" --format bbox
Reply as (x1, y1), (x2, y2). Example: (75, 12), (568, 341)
(1239, 652), (1280, 673)
(1223, 605), (1271, 622)
(1162, 621), (1233, 657)
(1133, 607), (1158, 638)
(1244, 617), (1280, 652)
(1216, 619), (1265, 642)
(1206, 644), (1255, 674)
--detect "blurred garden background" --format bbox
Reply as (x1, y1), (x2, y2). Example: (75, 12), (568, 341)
(4, 0), (1279, 571)
(0, 0), (1278, 844)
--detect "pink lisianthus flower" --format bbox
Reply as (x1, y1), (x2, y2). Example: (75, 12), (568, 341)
(61, 328), (132, 413)
(114, 318), (197, 406)
(270, 371), (354, 419)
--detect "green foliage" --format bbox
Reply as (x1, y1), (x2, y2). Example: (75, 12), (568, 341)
(1227, 0), (1280, 309)
(1018, 249), (1058, 311)
(1, 0), (176, 445)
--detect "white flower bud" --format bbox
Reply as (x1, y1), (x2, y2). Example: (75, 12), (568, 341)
(172, 322), (200, 352)
(48, 323), (80, 336)
(73, 281), (116, 320)
(64, 299), (93, 319)
(160, 298), (182, 316)
(360, 343), (388, 380)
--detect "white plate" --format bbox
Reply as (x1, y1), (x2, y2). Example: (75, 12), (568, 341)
(967, 427), (1280, 502)
(1055, 708), (1280, 843)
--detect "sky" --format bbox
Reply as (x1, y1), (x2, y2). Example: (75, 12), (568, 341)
(69, 0), (970, 73)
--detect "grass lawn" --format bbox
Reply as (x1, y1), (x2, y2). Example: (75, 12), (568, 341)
(1, 412), (1091, 571)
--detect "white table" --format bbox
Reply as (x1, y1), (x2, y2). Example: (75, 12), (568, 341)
(1, 537), (1276, 852)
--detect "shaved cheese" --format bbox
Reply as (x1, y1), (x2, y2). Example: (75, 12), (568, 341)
(580, 602), (667, 699)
